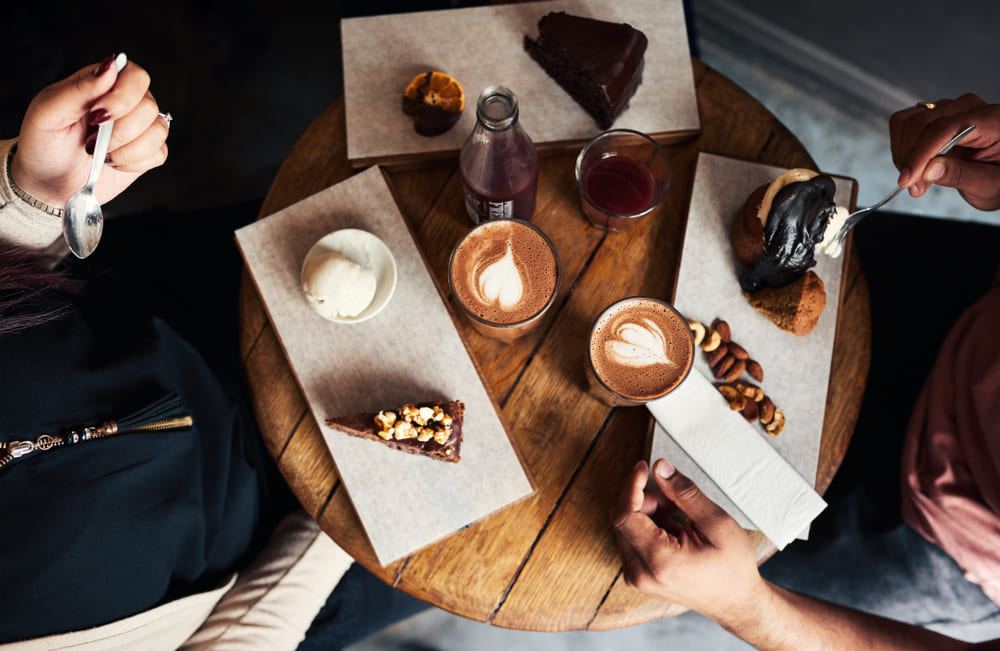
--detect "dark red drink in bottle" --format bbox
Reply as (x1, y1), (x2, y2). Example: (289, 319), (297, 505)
(459, 86), (539, 224)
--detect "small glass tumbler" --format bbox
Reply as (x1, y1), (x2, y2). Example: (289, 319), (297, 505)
(575, 129), (671, 232)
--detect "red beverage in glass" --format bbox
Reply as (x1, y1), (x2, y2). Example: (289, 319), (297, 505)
(575, 129), (670, 231)
(583, 155), (656, 215)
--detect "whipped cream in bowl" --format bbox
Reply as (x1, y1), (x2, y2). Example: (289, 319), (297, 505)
(301, 229), (397, 324)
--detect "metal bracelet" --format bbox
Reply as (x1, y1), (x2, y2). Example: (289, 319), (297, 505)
(6, 145), (64, 218)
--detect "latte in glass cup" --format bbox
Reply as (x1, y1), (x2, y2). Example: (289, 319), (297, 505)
(448, 219), (560, 343)
(586, 297), (694, 406)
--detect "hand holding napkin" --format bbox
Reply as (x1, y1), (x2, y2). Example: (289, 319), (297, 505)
(646, 370), (826, 550)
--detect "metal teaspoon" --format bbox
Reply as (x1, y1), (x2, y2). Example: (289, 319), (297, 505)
(63, 52), (127, 258)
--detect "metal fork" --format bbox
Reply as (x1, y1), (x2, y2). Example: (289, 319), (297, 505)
(830, 125), (976, 251)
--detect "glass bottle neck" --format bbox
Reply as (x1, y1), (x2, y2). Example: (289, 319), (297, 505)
(476, 86), (520, 132)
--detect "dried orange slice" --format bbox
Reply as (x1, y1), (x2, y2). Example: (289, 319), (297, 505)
(401, 71), (465, 136)
(404, 71), (465, 113)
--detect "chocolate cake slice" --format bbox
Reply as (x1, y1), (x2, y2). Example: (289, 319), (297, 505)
(524, 11), (648, 129)
(326, 400), (464, 463)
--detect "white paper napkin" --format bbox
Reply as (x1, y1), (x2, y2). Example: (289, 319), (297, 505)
(646, 370), (827, 550)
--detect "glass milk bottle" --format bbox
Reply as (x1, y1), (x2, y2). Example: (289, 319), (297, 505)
(459, 86), (539, 224)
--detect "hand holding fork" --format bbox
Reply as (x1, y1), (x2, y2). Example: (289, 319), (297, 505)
(829, 125), (976, 254)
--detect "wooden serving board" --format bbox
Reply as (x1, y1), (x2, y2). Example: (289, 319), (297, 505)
(341, 0), (700, 167)
(657, 152), (859, 537)
(235, 166), (535, 565)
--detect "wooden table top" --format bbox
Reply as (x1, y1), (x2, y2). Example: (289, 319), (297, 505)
(238, 58), (871, 632)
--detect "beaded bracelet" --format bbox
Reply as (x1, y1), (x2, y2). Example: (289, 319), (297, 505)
(6, 145), (64, 218)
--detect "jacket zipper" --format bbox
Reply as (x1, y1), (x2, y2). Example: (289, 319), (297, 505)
(0, 393), (193, 472)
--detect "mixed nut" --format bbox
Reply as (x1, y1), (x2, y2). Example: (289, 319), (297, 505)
(688, 318), (785, 437)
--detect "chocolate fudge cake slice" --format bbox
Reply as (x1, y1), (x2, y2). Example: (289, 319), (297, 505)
(326, 400), (464, 463)
(524, 11), (648, 129)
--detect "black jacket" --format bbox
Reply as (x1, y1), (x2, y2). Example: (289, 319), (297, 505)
(0, 261), (289, 642)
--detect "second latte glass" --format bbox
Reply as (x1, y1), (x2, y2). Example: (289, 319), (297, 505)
(586, 296), (694, 406)
(448, 219), (560, 343)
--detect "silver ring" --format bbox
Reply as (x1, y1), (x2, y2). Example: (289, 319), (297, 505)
(158, 111), (173, 127)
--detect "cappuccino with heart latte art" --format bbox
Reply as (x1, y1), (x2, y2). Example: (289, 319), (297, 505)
(586, 297), (694, 405)
(448, 219), (560, 342)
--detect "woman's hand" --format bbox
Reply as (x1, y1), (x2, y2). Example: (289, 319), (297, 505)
(11, 55), (169, 209)
(610, 459), (768, 626)
(890, 93), (1000, 211)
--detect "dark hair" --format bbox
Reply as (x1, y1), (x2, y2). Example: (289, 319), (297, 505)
(0, 240), (80, 336)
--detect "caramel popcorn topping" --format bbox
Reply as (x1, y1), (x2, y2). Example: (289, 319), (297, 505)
(374, 404), (453, 444)
(393, 421), (417, 440)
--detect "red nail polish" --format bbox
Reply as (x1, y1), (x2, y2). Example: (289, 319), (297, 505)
(93, 53), (116, 77)
(87, 109), (111, 126)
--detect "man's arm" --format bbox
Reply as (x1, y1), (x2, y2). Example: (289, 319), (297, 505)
(611, 459), (997, 651)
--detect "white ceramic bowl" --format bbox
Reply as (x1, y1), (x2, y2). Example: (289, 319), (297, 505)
(301, 229), (398, 323)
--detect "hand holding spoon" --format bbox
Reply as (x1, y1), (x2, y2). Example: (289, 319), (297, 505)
(63, 52), (127, 258)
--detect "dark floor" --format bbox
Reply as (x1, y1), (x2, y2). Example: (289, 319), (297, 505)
(724, 0), (1000, 107)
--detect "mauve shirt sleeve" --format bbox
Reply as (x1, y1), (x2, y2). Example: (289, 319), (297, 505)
(901, 268), (1000, 606)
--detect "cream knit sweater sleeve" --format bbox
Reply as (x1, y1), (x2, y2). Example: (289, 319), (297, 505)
(0, 138), (66, 251)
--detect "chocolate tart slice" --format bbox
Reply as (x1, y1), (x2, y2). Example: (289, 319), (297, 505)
(326, 400), (464, 463)
(524, 11), (647, 129)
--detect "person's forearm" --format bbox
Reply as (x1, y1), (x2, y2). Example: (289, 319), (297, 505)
(713, 580), (972, 651)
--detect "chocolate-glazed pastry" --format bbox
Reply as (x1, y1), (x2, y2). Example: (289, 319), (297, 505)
(524, 12), (647, 129)
(730, 168), (845, 336)
(739, 175), (838, 293)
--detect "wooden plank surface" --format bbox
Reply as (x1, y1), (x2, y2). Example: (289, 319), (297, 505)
(237, 58), (871, 631)
(492, 408), (655, 630)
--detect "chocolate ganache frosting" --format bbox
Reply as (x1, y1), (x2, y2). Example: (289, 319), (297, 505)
(524, 12), (647, 129)
(739, 175), (837, 293)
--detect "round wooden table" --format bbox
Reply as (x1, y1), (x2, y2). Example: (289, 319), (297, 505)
(238, 59), (871, 632)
